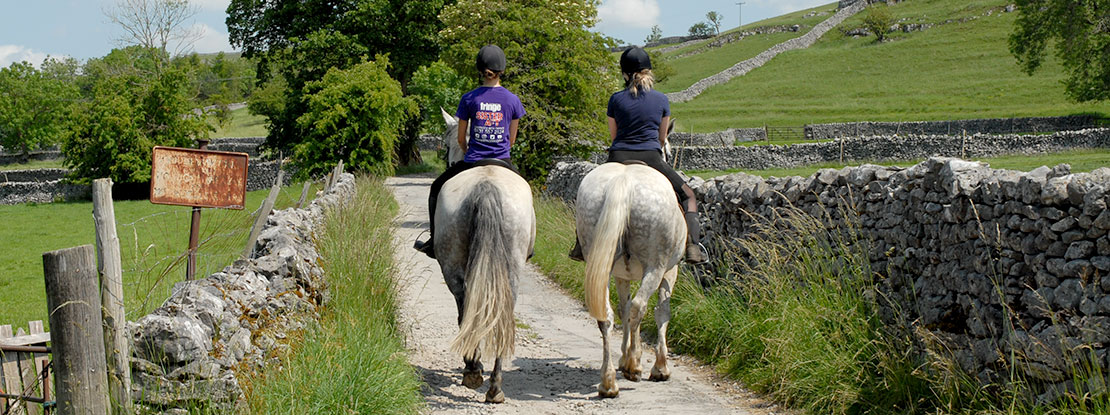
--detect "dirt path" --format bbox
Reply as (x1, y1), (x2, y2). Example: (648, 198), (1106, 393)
(387, 174), (772, 414)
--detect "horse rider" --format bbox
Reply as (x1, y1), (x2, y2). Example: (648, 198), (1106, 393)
(415, 44), (526, 258)
(569, 46), (709, 264)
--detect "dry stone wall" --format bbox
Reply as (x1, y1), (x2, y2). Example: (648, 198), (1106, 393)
(545, 158), (1110, 400)
(128, 172), (355, 413)
(806, 116), (1098, 140)
(666, 129), (1110, 171)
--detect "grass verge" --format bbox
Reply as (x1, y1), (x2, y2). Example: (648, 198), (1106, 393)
(0, 182), (318, 329)
(244, 175), (423, 414)
(211, 106), (268, 138)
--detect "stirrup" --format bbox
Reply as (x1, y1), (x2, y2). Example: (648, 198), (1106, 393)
(568, 243), (584, 262)
(414, 239), (436, 259)
(685, 243), (708, 264)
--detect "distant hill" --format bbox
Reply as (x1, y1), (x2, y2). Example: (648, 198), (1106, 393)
(662, 0), (1110, 133)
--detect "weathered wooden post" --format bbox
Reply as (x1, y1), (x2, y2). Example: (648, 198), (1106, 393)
(242, 170), (284, 260)
(42, 245), (109, 415)
(92, 179), (131, 413)
(295, 181), (311, 209)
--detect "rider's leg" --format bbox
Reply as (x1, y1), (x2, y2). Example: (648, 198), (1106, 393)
(416, 161), (473, 258)
(636, 151), (708, 264)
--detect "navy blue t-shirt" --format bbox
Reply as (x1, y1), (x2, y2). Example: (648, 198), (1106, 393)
(607, 88), (670, 152)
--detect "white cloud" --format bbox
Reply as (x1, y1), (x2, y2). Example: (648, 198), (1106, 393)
(191, 0), (230, 12)
(598, 0), (660, 29)
(189, 23), (236, 54)
(0, 45), (52, 68)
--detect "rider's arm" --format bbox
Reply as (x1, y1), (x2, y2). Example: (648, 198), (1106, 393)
(607, 117), (617, 141)
(457, 119), (468, 153)
(508, 118), (520, 146)
(659, 115), (670, 147)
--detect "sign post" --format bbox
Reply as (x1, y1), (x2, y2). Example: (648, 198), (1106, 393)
(150, 142), (248, 280)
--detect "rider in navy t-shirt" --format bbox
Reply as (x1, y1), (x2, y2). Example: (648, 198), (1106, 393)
(415, 45), (525, 258)
(569, 46), (708, 264)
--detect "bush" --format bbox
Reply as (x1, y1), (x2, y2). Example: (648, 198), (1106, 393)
(294, 57), (417, 177)
(408, 61), (471, 134)
(862, 4), (895, 42)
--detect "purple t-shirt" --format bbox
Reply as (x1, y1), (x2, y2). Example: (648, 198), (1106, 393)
(607, 88), (670, 152)
(455, 86), (525, 163)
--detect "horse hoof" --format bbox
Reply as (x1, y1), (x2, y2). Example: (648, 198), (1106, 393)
(462, 372), (484, 389)
(649, 369), (670, 382)
(621, 368), (641, 382)
(597, 385), (619, 399)
(485, 388), (505, 403)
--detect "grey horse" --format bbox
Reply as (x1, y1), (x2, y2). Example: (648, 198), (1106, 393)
(433, 109), (535, 403)
(575, 162), (685, 398)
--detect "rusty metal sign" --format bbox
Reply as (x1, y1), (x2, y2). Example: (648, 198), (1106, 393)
(150, 146), (249, 209)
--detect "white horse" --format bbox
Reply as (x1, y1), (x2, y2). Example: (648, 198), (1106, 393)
(433, 109), (535, 403)
(575, 162), (686, 398)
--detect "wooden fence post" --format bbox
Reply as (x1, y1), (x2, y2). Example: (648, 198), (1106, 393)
(42, 245), (109, 415)
(92, 179), (131, 413)
(242, 170), (284, 260)
(295, 182), (311, 209)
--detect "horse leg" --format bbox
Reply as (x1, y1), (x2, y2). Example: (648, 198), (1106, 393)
(485, 357), (505, 403)
(597, 308), (619, 398)
(449, 276), (485, 389)
(621, 268), (665, 381)
(616, 278), (632, 370)
(650, 267), (678, 381)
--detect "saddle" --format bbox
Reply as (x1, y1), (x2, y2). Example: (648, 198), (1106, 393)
(472, 158), (523, 177)
(618, 159), (648, 167)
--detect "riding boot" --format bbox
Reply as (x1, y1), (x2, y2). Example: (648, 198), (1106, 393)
(414, 193), (438, 259)
(568, 235), (584, 262)
(684, 211), (708, 264)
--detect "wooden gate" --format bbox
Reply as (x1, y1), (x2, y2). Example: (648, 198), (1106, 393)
(0, 322), (53, 415)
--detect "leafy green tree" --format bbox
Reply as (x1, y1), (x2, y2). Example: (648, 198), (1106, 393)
(440, 0), (619, 181)
(408, 61), (471, 134)
(706, 11), (723, 36)
(295, 57), (417, 177)
(688, 22), (714, 37)
(64, 47), (210, 184)
(645, 25), (663, 44)
(227, 0), (453, 164)
(861, 4), (894, 43)
(0, 58), (79, 161)
(1010, 0), (1110, 102)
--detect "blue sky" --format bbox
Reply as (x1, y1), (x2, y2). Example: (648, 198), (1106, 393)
(0, 0), (833, 67)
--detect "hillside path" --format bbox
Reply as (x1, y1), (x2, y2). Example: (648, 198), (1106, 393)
(386, 174), (773, 414)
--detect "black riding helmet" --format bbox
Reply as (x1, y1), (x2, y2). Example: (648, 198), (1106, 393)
(476, 44), (506, 73)
(619, 46), (652, 74)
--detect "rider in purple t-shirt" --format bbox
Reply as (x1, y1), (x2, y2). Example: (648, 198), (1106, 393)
(415, 45), (526, 258)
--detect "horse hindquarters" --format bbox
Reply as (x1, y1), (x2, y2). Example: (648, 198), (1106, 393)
(584, 177), (631, 321)
(449, 180), (517, 363)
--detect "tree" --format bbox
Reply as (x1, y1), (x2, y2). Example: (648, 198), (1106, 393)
(861, 4), (894, 43)
(226, 0), (453, 165)
(645, 25), (663, 44)
(440, 0), (619, 182)
(706, 11), (723, 36)
(408, 61), (471, 134)
(688, 22), (714, 37)
(1010, 1), (1110, 102)
(295, 57), (417, 177)
(0, 58), (79, 161)
(64, 47), (210, 184)
(105, 0), (201, 58)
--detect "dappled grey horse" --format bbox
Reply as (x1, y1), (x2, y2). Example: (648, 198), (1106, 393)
(575, 162), (686, 398)
(432, 109), (535, 403)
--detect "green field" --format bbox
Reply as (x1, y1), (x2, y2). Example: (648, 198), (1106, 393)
(0, 159), (64, 171)
(688, 148), (1110, 179)
(211, 106), (268, 138)
(669, 0), (1110, 132)
(0, 183), (317, 330)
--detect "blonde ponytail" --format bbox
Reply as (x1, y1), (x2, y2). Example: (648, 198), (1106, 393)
(627, 69), (655, 97)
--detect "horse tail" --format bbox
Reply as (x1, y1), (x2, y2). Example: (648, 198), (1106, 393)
(585, 173), (631, 321)
(450, 180), (517, 361)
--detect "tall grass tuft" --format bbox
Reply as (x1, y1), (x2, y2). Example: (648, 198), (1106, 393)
(244, 176), (422, 414)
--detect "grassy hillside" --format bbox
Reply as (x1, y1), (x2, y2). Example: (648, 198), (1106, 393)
(669, 0), (1110, 132)
(655, 3), (837, 93)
